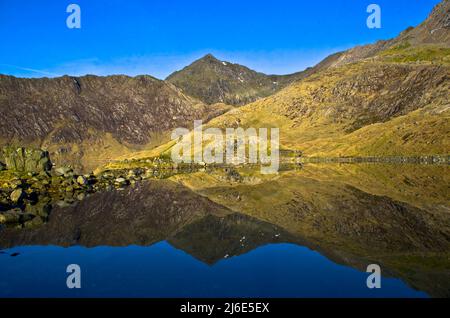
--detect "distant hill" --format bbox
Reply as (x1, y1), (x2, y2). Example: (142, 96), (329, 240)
(166, 53), (307, 106)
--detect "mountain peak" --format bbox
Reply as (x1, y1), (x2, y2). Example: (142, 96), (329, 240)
(166, 54), (305, 106)
(200, 53), (219, 61)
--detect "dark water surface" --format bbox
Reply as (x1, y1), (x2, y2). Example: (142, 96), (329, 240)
(0, 164), (448, 297)
(0, 243), (426, 297)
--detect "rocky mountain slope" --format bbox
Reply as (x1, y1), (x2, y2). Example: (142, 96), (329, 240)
(166, 1), (449, 108)
(0, 74), (227, 171)
(166, 54), (306, 106)
(320, 0), (450, 69)
(0, 1), (448, 172)
(160, 1), (449, 158)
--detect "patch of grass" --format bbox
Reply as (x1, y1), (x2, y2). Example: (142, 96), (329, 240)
(380, 44), (450, 64)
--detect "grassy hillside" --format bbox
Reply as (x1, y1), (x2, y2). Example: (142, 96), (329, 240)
(119, 44), (449, 162)
(156, 2), (450, 159)
(203, 45), (450, 157)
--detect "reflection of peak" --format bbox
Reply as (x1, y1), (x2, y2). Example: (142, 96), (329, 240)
(168, 213), (300, 265)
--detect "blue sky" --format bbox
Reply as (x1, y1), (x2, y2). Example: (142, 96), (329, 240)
(0, 0), (442, 79)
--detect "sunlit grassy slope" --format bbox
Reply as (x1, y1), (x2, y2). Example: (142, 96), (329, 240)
(114, 44), (449, 163)
(205, 45), (450, 157)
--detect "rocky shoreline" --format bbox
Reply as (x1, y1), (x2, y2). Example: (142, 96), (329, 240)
(0, 146), (189, 227)
(0, 159), (203, 227)
(2, 145), (448, 228)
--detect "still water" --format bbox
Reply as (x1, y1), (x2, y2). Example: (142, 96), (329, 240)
(0, 163), (448, 297)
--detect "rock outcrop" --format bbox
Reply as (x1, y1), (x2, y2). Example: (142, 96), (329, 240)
(1, 147), (52, 173)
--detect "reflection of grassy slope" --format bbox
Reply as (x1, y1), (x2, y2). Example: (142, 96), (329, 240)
(170, 165), (450, 297)
(299, 163), (450, 211)
(170, 167), (450, 255)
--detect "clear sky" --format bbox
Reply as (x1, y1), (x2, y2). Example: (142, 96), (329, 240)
(0, 0), (442, 79)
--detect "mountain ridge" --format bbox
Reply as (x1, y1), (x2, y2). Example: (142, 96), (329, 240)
(0, 1), (449, 171)
(0, 73), (228, 171)
(121, 0), (449, 162)
(166, 53), (307, 106)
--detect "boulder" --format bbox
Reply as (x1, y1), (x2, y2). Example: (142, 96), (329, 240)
(54, 166), (74, 177)
(115, 177), (127, 184)
(10, 188), (25, 203)
(0, 209), (22, 224)
(9, 179), (24, 189)
(65, 186), (74, 193)
(76, 175), (87, 186)
(1, 147), (52, 173)
(114, 177), (129, 187)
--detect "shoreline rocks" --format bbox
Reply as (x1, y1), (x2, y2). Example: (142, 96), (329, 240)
(10, 188), (24, 204)
(0, 162), (178, 227)
(1, 147), (52, 173)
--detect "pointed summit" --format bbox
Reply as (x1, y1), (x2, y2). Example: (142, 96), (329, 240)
(201, 53), (218, 61)
(166, 55), (304, 106)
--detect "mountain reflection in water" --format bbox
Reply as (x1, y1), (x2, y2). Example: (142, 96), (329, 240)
(0, 163), (449, 297)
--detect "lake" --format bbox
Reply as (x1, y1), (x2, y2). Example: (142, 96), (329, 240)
(0, 163), (448, 297)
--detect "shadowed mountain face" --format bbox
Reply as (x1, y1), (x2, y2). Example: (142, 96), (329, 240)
(0, 75), (228, 171)
(166, 54), (307, 106)
(0, 75), (201, 145)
